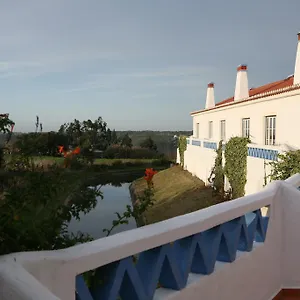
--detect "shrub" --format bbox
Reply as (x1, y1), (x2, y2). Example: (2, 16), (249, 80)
(208, 140), (224, 197)
(111, 159), (123, 166)
(224, 137), (249, 199)
(123, 161), (135, 167)
(178, 135), (187, 167)
(103, 145), (161, 159)
(140, 137), (157, 151)
(0, 164), (100, 255)
(151, 157), (171, 166)
(269, 150), (300, 180)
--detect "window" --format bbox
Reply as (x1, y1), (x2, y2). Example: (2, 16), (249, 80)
(208, 121), (213, 139)
(195, 123), (199, 138)
(265, 116), (276, 145)
(242, 118), (250, 138)
(220, 120), (226, 140)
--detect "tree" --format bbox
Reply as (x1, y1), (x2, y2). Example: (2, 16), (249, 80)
(140, 136), (157, 151)
(0, 114), (15, 135)
(46, 132), (68, 156)
(106, 128), (119, 146)
(58, 119), (83, 148)
(121, 133), (132, 148)
(14, 132), (68, 156)
(110, 129), (119, 145)
(59, 117), (109, 151)
(35, 115), (39, 133)
(58, 117), (114, 165)
(0, 114), (15, 168)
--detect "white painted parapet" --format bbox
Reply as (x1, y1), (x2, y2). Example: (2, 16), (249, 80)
(181, 137), (285, 194)
(0, 175), (299, 300)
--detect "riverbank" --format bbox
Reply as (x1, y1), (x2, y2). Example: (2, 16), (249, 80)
(33, 156), (168, 165)
(130, 165), (223, 225)
(0, 157), (170, 205)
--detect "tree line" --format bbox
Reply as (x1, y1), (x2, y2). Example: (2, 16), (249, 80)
(6, 117), (166, 160)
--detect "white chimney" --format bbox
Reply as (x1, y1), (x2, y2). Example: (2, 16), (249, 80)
(205, 82), (215, 109)
(234, 64), (249, 101)
(294, 32), (300, 85)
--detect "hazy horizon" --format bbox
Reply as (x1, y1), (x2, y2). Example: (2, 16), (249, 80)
(1, 1), (300, 132)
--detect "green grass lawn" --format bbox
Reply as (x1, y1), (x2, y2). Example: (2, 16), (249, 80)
(131, 165), (223, 225)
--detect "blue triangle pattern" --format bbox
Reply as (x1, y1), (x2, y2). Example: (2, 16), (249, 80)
(203, 142), (217, 150)
(247, 147), (278, 161)
(75, 208), (270, 299)
(199, 143), (278, 161)
(192, 140), (201, 146)
(76, 275), (94, 300)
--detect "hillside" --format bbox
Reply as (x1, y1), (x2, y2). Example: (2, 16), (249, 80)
(131, 165), (222, 225)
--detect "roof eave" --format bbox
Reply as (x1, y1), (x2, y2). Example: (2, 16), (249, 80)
(190, 84), (300, 116)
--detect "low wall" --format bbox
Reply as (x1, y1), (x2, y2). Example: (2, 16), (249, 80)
(180, 138), (283, 195)
(0, 176), (299, 300)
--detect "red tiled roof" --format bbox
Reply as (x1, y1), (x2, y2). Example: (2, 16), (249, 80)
(216, 76), (294, 106)
(191, 75), (298, 115)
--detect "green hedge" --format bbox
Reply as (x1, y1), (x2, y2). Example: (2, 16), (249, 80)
(103, 145), (164, 159)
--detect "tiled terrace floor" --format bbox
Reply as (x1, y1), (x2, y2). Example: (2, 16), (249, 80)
(273, 289), (300, 299)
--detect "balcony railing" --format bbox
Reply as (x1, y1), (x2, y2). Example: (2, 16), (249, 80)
(0, 175), (300, 300)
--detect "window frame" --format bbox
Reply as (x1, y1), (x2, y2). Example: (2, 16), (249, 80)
(220, 120), (226, 141)
(265, 115), (276, 145)
(242, 118), (250, 138)
(195, 122), (200, 138)
(208, 121), (213, 139)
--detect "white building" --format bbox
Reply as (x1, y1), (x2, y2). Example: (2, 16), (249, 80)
(180, 32), (300, 195)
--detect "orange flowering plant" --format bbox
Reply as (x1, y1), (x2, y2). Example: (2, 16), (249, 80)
(58, 145), (81, 168)
(103, 168), (158, 236)
(144, 168), (158, 187)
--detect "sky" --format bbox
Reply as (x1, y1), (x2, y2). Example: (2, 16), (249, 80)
(1, 0), (300, 132)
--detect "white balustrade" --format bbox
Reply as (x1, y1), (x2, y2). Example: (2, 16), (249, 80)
(0, 175), (299, 300)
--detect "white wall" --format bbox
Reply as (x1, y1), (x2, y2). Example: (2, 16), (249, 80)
(192, 89), (300, 149)
(281, 178), (300, 288)
(183, 140), (281, 195)
(184, 142), (216, 185)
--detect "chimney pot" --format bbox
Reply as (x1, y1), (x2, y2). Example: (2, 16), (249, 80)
(205, 82), (215, 109)
(234, 64), (249, 101)
(237, 64), (248, 71)
(294, 32), (300, 84)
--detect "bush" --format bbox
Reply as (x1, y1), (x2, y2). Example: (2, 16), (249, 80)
(103, 145), (162, 159)
(140, 137), (157, 151)
(70, 157), (86, 170)
(224, 137), (248, 199)
(269, 150), (300, 180)
(151, 158), (171, 166)
(0, 163), (100, 255)
(111, 159), (123, 166)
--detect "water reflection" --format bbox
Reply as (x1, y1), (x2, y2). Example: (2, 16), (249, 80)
(68, 183), (137, 239)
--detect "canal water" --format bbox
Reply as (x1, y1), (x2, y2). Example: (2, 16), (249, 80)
(68, 182), (137, 239)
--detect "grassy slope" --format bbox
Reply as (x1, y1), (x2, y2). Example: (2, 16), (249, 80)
(131, 166), (222, 224)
